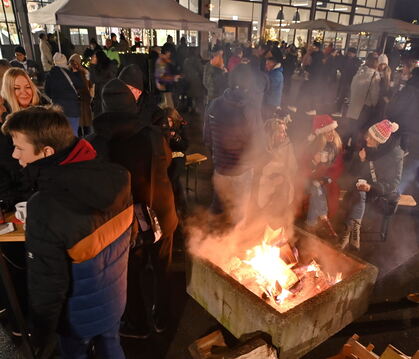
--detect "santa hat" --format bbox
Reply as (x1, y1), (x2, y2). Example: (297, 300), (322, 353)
(368, 120), (399, 144)
(308, 115), (338, 142)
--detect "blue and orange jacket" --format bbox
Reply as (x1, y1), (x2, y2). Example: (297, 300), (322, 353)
(24, 139), (133, 339)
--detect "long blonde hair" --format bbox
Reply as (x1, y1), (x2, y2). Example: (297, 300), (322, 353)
(311, 129), (342, 154)
(1, 68), (40, 113)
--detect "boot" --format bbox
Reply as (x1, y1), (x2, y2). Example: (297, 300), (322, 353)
(350, 220), (361, 250)
(340, 222), (352, 250)
(319, 217), (338, 240)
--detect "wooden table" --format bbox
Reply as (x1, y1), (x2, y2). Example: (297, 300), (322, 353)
(0, 214), (35, 358)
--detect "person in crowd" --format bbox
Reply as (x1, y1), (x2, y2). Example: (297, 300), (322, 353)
(346, 52), (381, 147)
(183, 47), (205, 114)
(340, 120), (402, 250)
(47, 33), (59, 56)
(203, 48), (227, 106)
(392, 57), (416, 92)
(282, 45), (298, 98)
(204, 64), (265, 225)
(131, 36), (143, 52)
(83, 37), (102, 59)
(335, 47), (361, 116)
(304, 115), (344, 239)
(45, 53), (83, 135)
(88, 78), (177, 340)
(119, 64), (164, 124)
(103, 38), (121, 66)
(227, 47), (243, 72)
(118, 32), (130, 52)
(376, 54), (392, 121)
(0, 59), (11, 91)
(163, 35), (177, 59)
(89, 50), (117, 117)
(305, 41), (324, 115)
(263, 56), (284, 120)
(162, 107), (189, 215)
(387, 67), (419, 201)
(2, 105), (133, 358)
(252, 110), (297, 229)
(10, 46), (44, 84)
(110, 32), (119, 49)
(155, 44), (180, 109)
(69, 53), (93, 136)
(1, 67), (45, 114)
(39, 33), (53, 73)
(388, 45), (401, 77)
(176, 36), (188, 72)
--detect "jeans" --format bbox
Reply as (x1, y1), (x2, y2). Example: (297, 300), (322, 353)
(67, 117), (80, 136)
(306, 182), (328, 226)
(345, 190), (367, 225)
(59, 322), (125, 359)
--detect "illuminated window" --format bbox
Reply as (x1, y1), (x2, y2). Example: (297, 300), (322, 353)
(0, 0), (21, 45)
(70, 28), (89, 46)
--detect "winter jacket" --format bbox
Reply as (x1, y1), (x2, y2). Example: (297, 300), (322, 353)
(24, 139), (133, 342)
(103, 46), (121, 66)
(203, 62), (227, 103)
(204, 88), (265, 176)
(387, 76), (419, 159)
(89, 63), (117, 116)
(183, 56), (204, 98)
(264, 64), (284, 108)
(347, 65), (381, 120)
(45, 66), (83, 118)
(342, 138), (404, 198)
(39, 38), (53, 72)
(89, 112), (178, 238)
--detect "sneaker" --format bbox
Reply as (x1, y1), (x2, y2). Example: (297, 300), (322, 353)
(287, 105), (297, 113)
(305, 110), (317, 116)
(331, 112), (342, 117)
(119, 322), (150, 339)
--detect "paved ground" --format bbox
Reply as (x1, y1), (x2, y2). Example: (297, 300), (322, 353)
(1, 107), (418, 359)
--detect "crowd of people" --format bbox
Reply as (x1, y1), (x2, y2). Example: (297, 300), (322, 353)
(0, 31), (417, 359)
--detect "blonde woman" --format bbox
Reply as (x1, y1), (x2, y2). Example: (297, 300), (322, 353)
(1, 67), (41, 114)
(304, 115), (344, 238)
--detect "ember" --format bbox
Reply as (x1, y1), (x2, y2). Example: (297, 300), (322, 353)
(220, 226), (343, 313)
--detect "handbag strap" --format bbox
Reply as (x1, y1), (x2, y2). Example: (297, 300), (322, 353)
(369, 161), (378, 183)
(59, 67), (78, 96)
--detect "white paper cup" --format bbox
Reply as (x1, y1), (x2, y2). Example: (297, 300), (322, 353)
(15, 202), (27, 224)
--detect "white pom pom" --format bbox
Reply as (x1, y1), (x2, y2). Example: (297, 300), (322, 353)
(308, 133), (316, 142)
(391, 122), (399, 133)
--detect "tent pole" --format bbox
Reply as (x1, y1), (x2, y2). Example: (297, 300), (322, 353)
(56, 25), (62, 53)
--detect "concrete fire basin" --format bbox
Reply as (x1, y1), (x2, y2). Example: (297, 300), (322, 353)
(186, 227), (378, 359)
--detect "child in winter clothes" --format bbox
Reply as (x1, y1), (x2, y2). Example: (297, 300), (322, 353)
(162, 108), (189, 214)
(304, 115), (344, 238)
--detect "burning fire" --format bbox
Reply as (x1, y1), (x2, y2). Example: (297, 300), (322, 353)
(222, 226), (342, 312)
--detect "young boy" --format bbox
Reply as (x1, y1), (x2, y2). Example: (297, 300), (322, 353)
(2, 106), (133, 358)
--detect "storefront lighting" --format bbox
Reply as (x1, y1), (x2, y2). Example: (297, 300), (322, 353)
(209, 4), (215, 11)
(232, 15), (238, 20)
(293, 2), (308, 6)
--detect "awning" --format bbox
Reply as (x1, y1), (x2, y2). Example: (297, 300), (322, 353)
(28, 0), (217, 32)
(284, 19), (347, 32)
(344, 18), (419, 37)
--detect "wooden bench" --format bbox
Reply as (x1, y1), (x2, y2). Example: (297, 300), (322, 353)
(185, 153), (208, 200)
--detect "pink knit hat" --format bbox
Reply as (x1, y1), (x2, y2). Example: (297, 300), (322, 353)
(368, 120), (399, 144)
(308, 115), (338, 141)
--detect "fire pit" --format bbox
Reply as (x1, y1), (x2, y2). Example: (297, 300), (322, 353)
(186, 227), (378, 359)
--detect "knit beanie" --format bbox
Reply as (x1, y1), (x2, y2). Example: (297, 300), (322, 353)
(308, 115), (338, 142)
(378, 53), (389, 66)
(53, 53), (68, 68)
(102, 78), (137, 114)
(118, 64), (144, 91)
(368, 120), (399, 144)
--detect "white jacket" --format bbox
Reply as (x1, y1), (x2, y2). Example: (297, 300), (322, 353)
(39, 38), (53, 72)
(347, 65), (381, 120)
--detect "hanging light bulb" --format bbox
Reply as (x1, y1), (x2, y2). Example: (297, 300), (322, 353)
(277, 6), (285, 20)
(293, 9), (300, 22)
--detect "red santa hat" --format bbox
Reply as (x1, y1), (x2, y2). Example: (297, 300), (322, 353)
(368, 119), (399, 144)
(308, 115), (338, 142)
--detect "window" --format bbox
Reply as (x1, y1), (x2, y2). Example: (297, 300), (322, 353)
(69, 28), (89, 46)
(376, 0), (386, 9)
(179, 0), (199, 14)
(0, 0), (21, 45)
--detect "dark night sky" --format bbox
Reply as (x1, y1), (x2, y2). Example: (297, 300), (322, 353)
(391, 0), (419, 22)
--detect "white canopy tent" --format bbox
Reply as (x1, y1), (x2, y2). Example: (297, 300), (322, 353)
(28, 0), (217, 31)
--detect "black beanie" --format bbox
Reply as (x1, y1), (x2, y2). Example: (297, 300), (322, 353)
(118, 64), (144, 91)
(102, 78), (137, 114)
(15, 46), (26, 56)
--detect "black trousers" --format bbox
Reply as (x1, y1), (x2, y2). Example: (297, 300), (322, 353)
(124, 235), (173, 328)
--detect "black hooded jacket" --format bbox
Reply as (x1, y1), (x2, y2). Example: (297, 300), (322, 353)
(88, 79), (177, 237)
